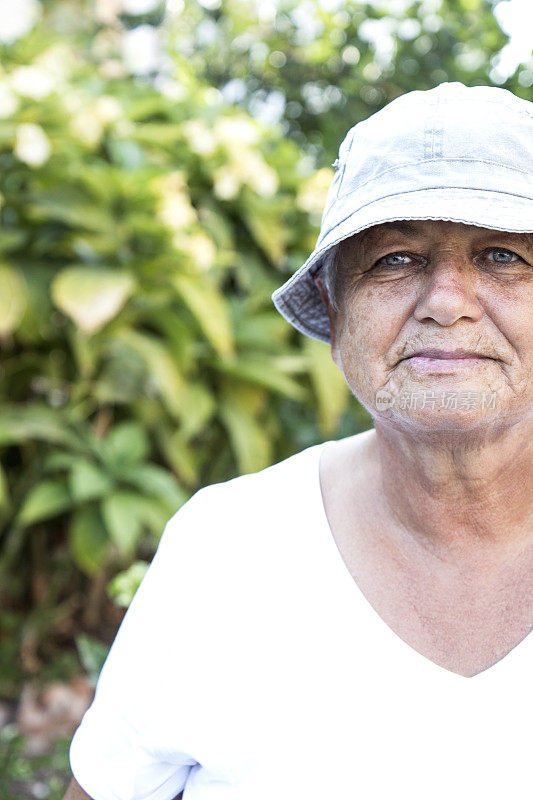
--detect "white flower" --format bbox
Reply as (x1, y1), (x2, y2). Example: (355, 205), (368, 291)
(153, 76), (187, 102)
(243, 160), (279, 197)
(188, 232), (216, 271)
(214, 116), (260, 148)
(233, 151), (279, 197)
(0, 0), (41, 44)
(14, 123), (51, 168)
(181, 120), (217, 157)
(10, 66), (55, 100)
(0, 84), (19, 119)
(95, 0), (122, 25)
(153, 172), (197, 231)
(121, 25), (162, 75)
(213, 166), (240, 200)
(34, 44), (76, 82)
(122, 0), (161, 13)
(94, 95), (122, 124)
(175, 232), (216, 271)
(70, 110), (104, 148)
(68, 96), (121, 147)
(296, 168), (334, 215)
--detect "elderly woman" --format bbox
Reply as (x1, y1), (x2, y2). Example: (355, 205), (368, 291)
(64, 82), (532, 800)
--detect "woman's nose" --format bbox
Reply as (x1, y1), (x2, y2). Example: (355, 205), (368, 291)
(412, 255), (483, 327)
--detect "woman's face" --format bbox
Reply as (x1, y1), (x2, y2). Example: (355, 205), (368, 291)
(326, 220), (533, 434)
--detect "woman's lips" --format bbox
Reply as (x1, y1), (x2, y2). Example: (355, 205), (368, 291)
(402, 355), (493, 372)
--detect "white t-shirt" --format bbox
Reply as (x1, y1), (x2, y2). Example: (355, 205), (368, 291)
(70, 439), (532, 800)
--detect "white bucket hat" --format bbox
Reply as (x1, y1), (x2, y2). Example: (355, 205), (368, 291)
(271, 82), (533, 343)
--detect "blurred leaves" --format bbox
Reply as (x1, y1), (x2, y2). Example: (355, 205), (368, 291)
(0, 265), (27, 336)
(75, 633), (109, 688)
(107, 561), (150, 609)
(51, 269), (136, 335)
(0, 0), (520, 698)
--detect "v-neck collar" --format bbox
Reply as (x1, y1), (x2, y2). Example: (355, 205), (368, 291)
(307, 439), (533, 683)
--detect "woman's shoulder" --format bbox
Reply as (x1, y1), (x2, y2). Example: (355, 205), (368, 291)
(159, 429), (375, 561)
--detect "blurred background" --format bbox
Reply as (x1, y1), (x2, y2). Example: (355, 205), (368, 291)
(0, 0), (531, 795)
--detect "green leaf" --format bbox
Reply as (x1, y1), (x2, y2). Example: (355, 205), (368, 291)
(102, 493), (142, 559)
(131, 496), (170, 538)
(234, 310), (289, 350)
(30, 189), (114, 233)
(173, 273), (234, 358)
(0, 462), (9, 510)
(303, 338), (349, 434)
(0, 264), (27, 336)
(115, 329), (185, 418)
(70, 506), (110, 576)
(102, 421), (150, 470)
(69, 460), (112, 503)
(43, 451), (81, 473)
(0, 229), (28, 254)
(216, 355), (307, 401)
(17, 481), (71, 527)
(120, 463), (187, 511)
(75, 633), (109, 687)
(156, 427), (199, 487)
(240, 192), (287, 264)
(219, 384), (272, 474)
(51, 268), (135, 334)
(177, 382), (216, 440)
(0, 405), (82, 449)
(107, 561), (150, 608)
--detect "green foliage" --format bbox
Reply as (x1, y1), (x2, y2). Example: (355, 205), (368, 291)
(107, 561), (150, 609)
(0, 0), (523, 708)
(0, 0), (355, 698)
(75, 633), (110, 687)
(174, 0), (520, 166)
(0, 726), (70, 800)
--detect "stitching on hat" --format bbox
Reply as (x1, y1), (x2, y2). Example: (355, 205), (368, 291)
(326, 185), (533, 242)
(432, 93), (533, 121)
(433, 88), (444, 158)
(335, 156), (533, 201)
(423, 90), (437, 160)
(335, 127), (356, 200)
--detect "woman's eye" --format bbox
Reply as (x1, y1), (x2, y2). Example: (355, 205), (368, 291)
(376, 252), (414, 267)
(486, 248), (520, 264)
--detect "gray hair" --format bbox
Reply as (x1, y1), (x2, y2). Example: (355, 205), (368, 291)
(318, 244), (340, 311)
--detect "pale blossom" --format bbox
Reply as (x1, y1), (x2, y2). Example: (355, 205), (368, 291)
(173, 231), (216, 271)
(184, 232), (216, 271)
(10, 66), (56, 100)
(122, 0), (161, 13)
(93, 96), (122, 124)
(213, 166), (240, 200)
(0, 0), (41, 44)
(121, 25), (162, 75)
(236, 152), (279, 197)
(0, 84), (19, 119)
(70, 110), (104, 148)
(153, 172), (197, 231)
(14, 123), (51, 168)
(214, 116), (260, 148)
(296, 168), (335, 215)
(34, 44), (77, 82)
(181, 120), (217, 157)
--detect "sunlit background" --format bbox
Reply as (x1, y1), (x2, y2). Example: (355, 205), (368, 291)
(0, 1), (531, 797)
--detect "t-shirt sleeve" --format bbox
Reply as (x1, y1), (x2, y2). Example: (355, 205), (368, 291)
(69, 490), (213, 800)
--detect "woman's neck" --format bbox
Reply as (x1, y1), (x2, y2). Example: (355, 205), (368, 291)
(370, 419), (533, 571)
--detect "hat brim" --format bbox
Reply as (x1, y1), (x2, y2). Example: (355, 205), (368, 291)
(272, 187), (533, 344)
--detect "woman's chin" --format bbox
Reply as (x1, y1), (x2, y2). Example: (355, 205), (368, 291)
(371, 402), (528, 442)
